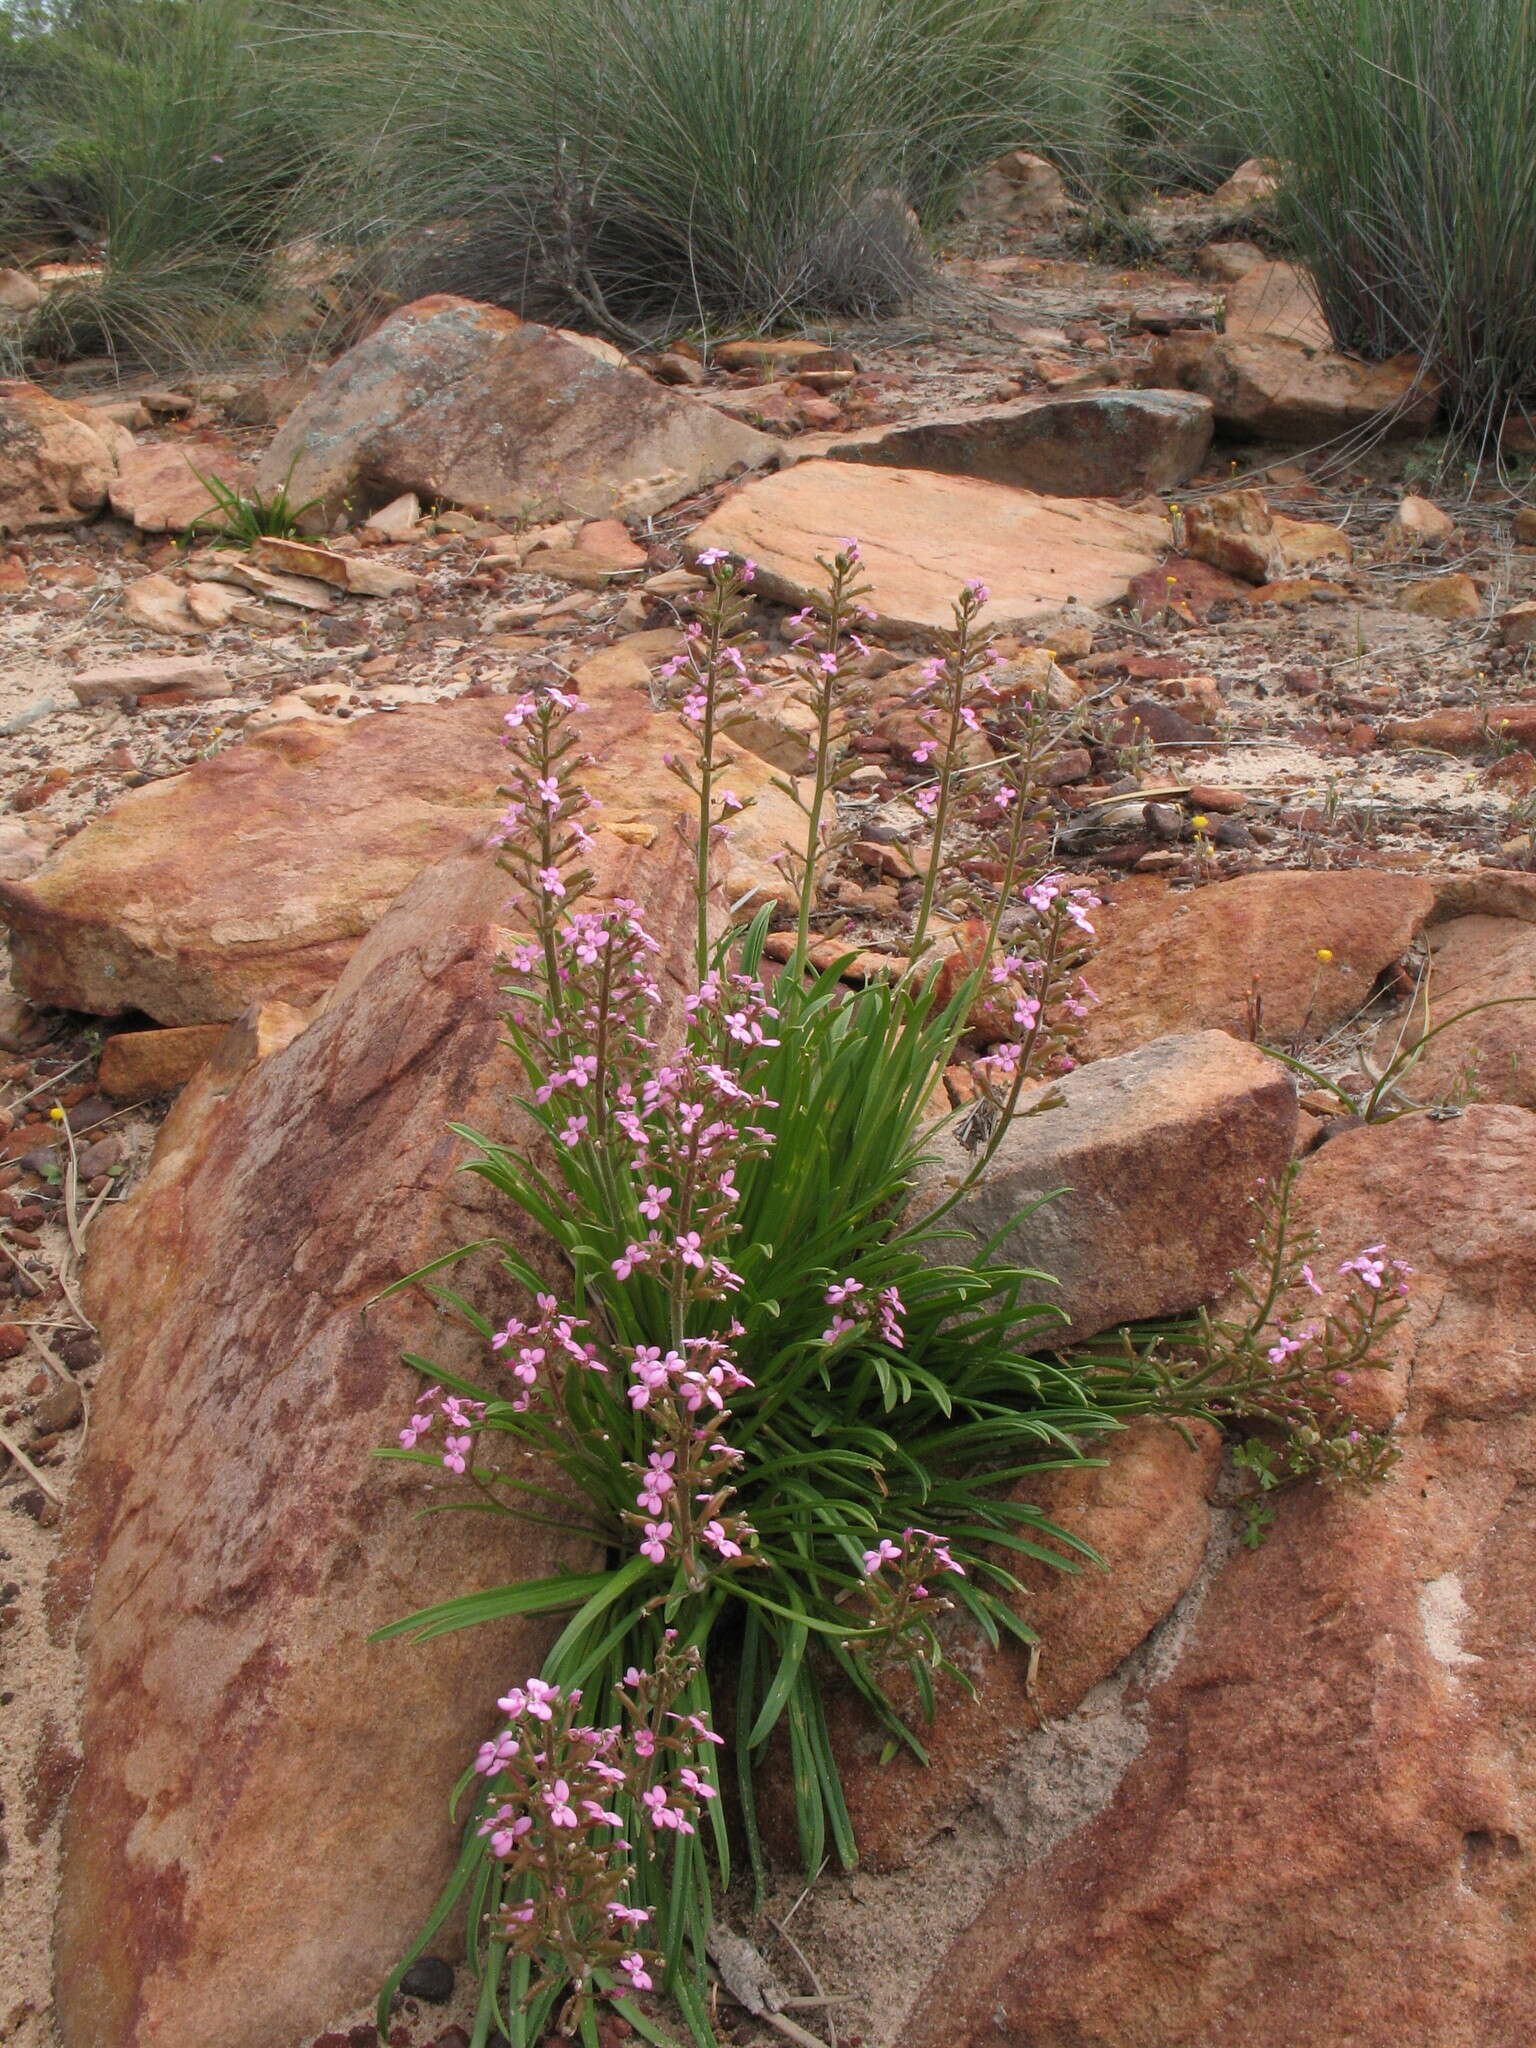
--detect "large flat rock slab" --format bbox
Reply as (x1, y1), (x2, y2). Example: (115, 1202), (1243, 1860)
(797, 389), (1214, 496)
(0, 680), (800, 1024)
(689, 461), (1169, 642)
(259, 293), (777, 524)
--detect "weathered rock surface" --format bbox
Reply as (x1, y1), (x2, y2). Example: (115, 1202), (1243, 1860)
(0, 379), (118, 534)
(924, 1030), (1297, 1346)
(1372, 912), (1536, 1110)
(816, 1418), (1223, 1872)
(1220, 259), (1330, 349)
(106, 440), (249, 533)
(0, 684), (800, 1023)
(1149, 331), (1438, 443)
(799, 390), (1214, 497)
(49, 849), (651, 2048)
(1388, 703), (1536, 753)
(1399, 570), (1482, 620)
(689, 461), (1169, 643)
(67, 655), (229, 706)
(258, 294), (776, 524)
(962, 149), (1071, 225)
(1084, 869), (1437, 1058)
(97, 1021), (239, 1101)
(1184, 487), (1351, 583)
(1210, 156), (1279, 206)
(903, 1106), (1536, 2048)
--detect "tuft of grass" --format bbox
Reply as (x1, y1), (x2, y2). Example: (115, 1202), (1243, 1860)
(279, 0), (1077, 333)
(1250, 0), (1536, 452)
(2, 0), (315, 369)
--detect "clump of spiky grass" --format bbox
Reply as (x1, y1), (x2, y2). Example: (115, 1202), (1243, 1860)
(1252, 0), (1536, 453)
(276, 0), (1077, 334)
(3, 0), (314, 369)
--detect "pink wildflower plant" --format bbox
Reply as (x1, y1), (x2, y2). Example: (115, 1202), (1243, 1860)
(466, 1645), (720, 2018)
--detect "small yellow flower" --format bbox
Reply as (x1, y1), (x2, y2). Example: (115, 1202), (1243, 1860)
(48, 1104), (64, 1121)
(1191, 814), (1209, 831)
(1316, 947), (1334, 963)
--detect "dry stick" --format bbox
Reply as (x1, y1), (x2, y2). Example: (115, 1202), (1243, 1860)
(3, 1050), (94, 1112)
(0, 696), (68, 737)
(59, 1115), (86, 1263)
(769, 1912), (840, 2048)
(0, 1422), (63, 1502)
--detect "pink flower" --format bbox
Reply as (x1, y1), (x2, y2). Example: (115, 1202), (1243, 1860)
(543, 1778), (578, 1827)
(641, 1784), (693, 1832)
(474, 1729), (519, 1775)
(862, 1537), (901, 1574)
(442, 1432), (472, 1475)
(536, 866), (565, 898)
(640, 1520), (673, 1564)
(620, 1951), (654, 1990)
(702, 1519), (742, 1559)
(680, 1766), (717, 1800)
(1340, 1246), (1388, 1289)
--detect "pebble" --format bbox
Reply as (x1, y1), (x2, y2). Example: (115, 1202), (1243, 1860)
(32, 1381), (84, 1435)
(399, 1956), (455, 2004)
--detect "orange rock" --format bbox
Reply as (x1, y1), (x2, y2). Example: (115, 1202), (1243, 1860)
(107, 438), (250, 534)
(1388, 704), (1536, 754)
(690, 461), (1169, 646)
(0, 379), (117, 535)
(257, 295), (776, 525)
(1150, 331), (1438, 444)
(1185, 488), (1350, 584)
(1083, 868), (1438, 1058)
(919, 1028), (1298, 1345)
(1370, 910), (1536, 1111)
(0, 684), (800, 1024)
(1399, 571), (1482, 620)
(97, 1022), (235, 1100)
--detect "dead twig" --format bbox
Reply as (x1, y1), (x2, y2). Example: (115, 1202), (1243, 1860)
(0, 1421), (63, 1502)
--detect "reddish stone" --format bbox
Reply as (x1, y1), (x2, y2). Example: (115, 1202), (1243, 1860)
(901, 1108), (1536, 2048)
(1083, 869), (1438, 1059)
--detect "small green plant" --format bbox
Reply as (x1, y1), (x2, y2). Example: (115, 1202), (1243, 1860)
(188, 457), (321, 547)
(1079, 1164), (1408, 1547)
(1271, 964), (1536, 1121)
